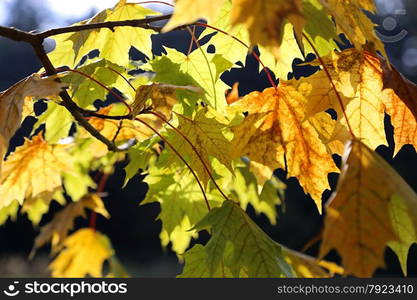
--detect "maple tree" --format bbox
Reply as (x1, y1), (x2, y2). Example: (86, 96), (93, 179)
(0, 0), (416, 278)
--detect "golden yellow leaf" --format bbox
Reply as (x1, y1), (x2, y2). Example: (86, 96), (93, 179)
(31, 194), (109, 257)
(49, 228), (114, 278)
(231, 86), (339, 212)
(165, 0), (304, 56)
(233, 0), (304, 52)
(381, 64), (417, 155)
(320, 139), (417, 277)
(163, 0), (227, 32)
(0, 133), (73, 209)
(307, 49), (387, 149)
(319, 0), (387, 59)
(0, 74), (66, 174)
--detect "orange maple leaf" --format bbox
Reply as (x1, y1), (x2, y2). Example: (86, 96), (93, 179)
(231, 86), (341, 212)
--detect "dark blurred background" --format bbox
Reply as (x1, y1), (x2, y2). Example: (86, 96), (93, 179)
(0, 0), (416, 277)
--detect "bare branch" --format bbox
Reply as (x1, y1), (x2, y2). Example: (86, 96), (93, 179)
(36, 14), (171, 39)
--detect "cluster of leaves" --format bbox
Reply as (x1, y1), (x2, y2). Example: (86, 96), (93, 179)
(0, 0), (417, 278)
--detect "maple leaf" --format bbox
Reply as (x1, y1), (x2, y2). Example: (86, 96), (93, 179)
(180, 200), (294, 278)
(163, 0), (227, 32)
(34, 102), (74, 144)
(230, 86), (340, 212)
(214, 159), (285, 225)
(131, 83), (202, 118)
(48, 1), (160, 68)
(31, 194), (109, 257)
(165, 106), (233, 188)
(21, 192), (66, 226)
(49, 228), (114, 278)
(320, 140), (417, 277)
(318, 0), (387, 59)
(59, 59), (131, 109)
(0, 201), (19, 226)
(144, 46), (230, 111)
(258, 0), (339, 79)
(0, 133), (73, 209)
(165, 0), (305, 57)
(123, 138), (159, 187)
(231, 0), (305, 54)
(142, 162), (223, 255)
(0, 74), (66, 174)
(388, 195), (417, 276)
(307, 49), (387, 150)
(381, 63), (417, 155)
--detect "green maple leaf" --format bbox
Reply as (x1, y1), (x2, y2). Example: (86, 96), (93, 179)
(123, 137), (158, 187)
(202, 0), (250, 67)
(59, 59), (131, 108)
(181, 200), (294, 277)
(48, 0), (160, 68)
(213, 159), (285, 225)
(142, 161), (223, 254)
(34, 102), (73, 144)
(144, 46), (230, 111)
(165, 106), (233, 188)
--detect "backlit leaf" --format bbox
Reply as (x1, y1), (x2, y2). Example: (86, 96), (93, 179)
(320, 140), (417, 277)
(0, 133), (73, 209)
(0, 74), (66, 174)
(31, 194), (109, 257)
(183, 200), (294, 277)
(49, 228), (114, 278)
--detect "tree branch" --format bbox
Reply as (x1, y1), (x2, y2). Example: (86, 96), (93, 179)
(31, 42), (125, 152)
(0, 13), (177, 152)
(37, 14), (171, 39)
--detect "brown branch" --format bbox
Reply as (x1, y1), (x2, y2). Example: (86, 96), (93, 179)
(31, 42), (125, 152)
(0, 13), (177, 151)
(37, 14), (171, 39)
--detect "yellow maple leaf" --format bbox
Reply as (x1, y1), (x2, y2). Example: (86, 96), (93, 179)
(381, 64), (417, 155)
(49, 0), (160, 67)
(0, 133), (73, 209)
(319, 0), (387, 59)
(0, 74), (66, 174)
(163, 0), (227, 32)
(50, 228), (114, 278)
(31, 194), (109, 257)
(307, 49), (387, 150)
(231, 0), (304, 54)
(230, 86), (340, 212)
(320, 139), (417, 277)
